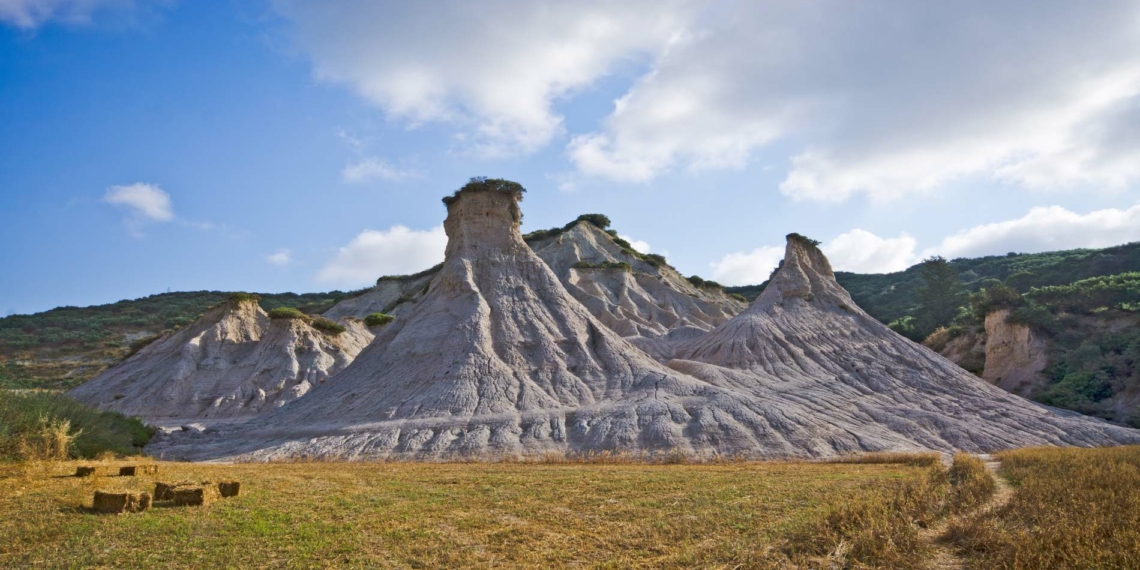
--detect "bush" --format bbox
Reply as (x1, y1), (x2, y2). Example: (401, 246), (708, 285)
(268, 307), (307, 320)
(729, 293), (748, 303)
(364, 313), (395, 327)
(888, 315), (921, 340)
(0, 392), (152, 460)
(687, 275), (705, 287)
(787, 233), (822, 247)
(441, 177), (526, 206)
(309, 316), (346, 336)
(574, 213), (611, 229)
(227, 292), (261, 304)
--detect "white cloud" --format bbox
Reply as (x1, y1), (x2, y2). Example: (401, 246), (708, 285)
(708, 245), (785, 286)
(708, 228), (918, 285)
(102, 183), (174, 236)
(926, 204), (1140, 259)
(619, 234), (650, 254)
(267, 249), (293, 266)
(0, 0), (167, 30)
(823, 229), (917, 274)
(569, 1), (1140, 202)
(317, 225), (447, 288)
(271, 0), (696, 157)
(342, 158), (422, 183)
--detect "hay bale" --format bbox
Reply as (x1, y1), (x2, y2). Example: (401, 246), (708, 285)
(93, 491), (151, 514)
(154, 482), (177, 501)
(217, 481), (240, 498)
(119, 465), (159, 477)
(171, 486), (218, 507)
(75, 466), (103, 477)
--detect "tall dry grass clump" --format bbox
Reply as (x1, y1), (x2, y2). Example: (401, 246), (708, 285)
(0, 414), (80, 461)
(945, 452), (995, 514)
(831, 451), (943, 467)
(948, 445), (1140, 569)
(786, 463), (949, 569)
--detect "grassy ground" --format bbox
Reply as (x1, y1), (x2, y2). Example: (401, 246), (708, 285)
(949, 445), (1140, 570)
(0, 459), (925, 569)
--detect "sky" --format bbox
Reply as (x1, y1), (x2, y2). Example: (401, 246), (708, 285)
(2, 0), (1140, 316)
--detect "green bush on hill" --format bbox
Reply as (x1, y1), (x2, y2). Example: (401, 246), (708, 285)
(364, 313), (395, 327)
(0, 392), (152, 461)
(309, 316), (346, 336)
(267, 307), (307, 320)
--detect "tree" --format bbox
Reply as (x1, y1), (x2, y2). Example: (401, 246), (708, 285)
(915, 256), (964, 336)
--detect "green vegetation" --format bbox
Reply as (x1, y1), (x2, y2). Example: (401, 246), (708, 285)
(686, 275), (724, 290)
(522, 213), (614, 242)
(363, 313), (395, 327)
(571, 261), (631, 271)
(914, 257), (967, 338)
(376, 263), (443, 285)
(0, 392), (152, 460)
(960, 273), (1140, 423)
(441, 177), (526, 206)
(949, 446), (1140, 570)
(226, 292), (262, 304)
(729, 293), (748, 303)
(267, 307), (307, 320)
(308, 316), (346, 336)
(787, 232), (822, 247)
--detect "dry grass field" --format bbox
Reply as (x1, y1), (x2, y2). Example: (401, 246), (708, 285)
(950, 445), (1140, 570)
(0, 458), (928, 569)
(0, 447), (1134, 569)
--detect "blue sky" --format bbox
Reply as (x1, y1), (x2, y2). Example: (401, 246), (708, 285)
(3, 0), (1140, 316)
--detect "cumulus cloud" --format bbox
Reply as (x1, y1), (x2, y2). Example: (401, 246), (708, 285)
(0, 0), (168, 30)
(267, 248), (293, 266)
(824, 230), (917, 274)
(271, 0), (695, 157)
(102, 182), (175, 236)
(317, 225), (447, 288)
(570, 1), (1140, 202)
(342, 158), (422, 183)
(619, 234), (650, 254)
(708, 245), (785, 286)
(926, 204), (1140, 259)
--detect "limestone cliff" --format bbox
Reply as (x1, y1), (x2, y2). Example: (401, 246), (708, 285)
(982, 309), (1050, 397)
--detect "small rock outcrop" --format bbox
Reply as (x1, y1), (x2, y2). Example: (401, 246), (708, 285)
(528, 221), (745, 337)
(69, 298), (372, 420)
(982, 309), (1049, 397)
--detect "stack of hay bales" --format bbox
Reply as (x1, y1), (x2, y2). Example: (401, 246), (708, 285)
(153, 480), (241, 507)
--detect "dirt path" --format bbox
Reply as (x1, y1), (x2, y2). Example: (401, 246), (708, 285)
(921, 455), (1014, 570)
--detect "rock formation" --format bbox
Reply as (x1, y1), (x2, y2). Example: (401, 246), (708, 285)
(323, 268), (437, 322)
(69, 298), (372, 421)
(150, 182), (789, 460)
(527, 221), (745, 337)
(664, 235), (1139, 452)
(148, 185), (1140, 461)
